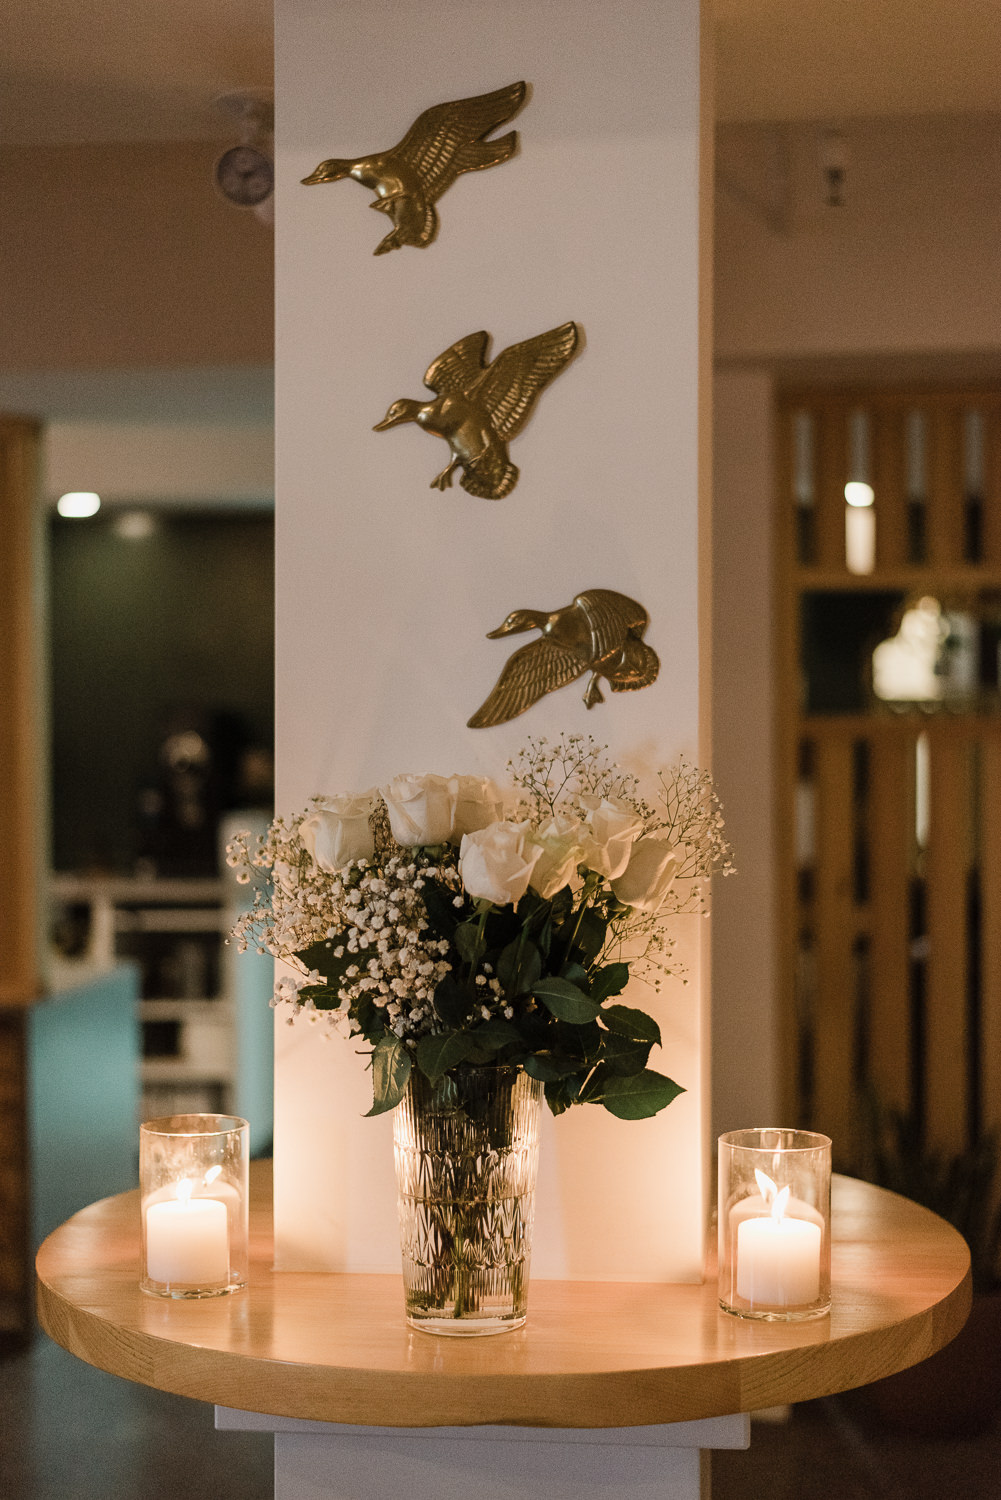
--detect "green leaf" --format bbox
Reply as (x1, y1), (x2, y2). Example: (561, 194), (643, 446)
(589, 963), (630, 1004)
(533, 976), (602, 1025)
(600, 1070), (685, 1120)
(601, 1004), (662, 1046)
(467, 1018), (522, 1053)
(556, 1019), (602, 1062)
(421, 878), (463, 937)
(294, 937), (350, 984)
(560, 961), (589, 989)
(364, 1037), (412, 1116)
(600, 1031), (654, 1077)
(497, 937), (542, 997)
(574, 909), (608, 963)
(455, 920), (486, 965)
(524, 1052), (582, 1082)
(543, 1076), (583, 1116)
(296, 984), (341, 1010)
(433, 974), (473, 1028)
(415, 1029), (478, 1083)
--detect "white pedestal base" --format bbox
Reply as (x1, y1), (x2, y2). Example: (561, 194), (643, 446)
(216, 1409), (750, 1500)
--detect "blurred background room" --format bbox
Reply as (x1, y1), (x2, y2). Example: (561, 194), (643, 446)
(3, 3), (1001, 1497)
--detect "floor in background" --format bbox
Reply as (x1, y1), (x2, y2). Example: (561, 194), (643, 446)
(3, 1337), (1001, 1498)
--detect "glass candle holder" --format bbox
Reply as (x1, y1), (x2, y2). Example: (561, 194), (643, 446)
(140, 1115), (249, 1299)
(718, 1128), (832, 1321)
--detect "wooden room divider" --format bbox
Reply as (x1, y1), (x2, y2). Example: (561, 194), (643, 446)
(776, 389), (1001, 1176)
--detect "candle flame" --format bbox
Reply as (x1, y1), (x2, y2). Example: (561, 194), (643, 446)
(175, 1178), (194, 1206)
(204, 1165), (222, 1187)
(754, 1168), (777, 1205)
(753, 1170), (791, 1224)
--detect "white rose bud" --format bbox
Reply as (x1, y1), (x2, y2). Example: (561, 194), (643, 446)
(610, 836), (680, 912)
(528, 813), (584, 899)
(380, 772), (455, 846)
(579, 794), (644, 880)
(300, 791), (377, 871)
(458, 820), (543, 908)
(448, 775), (504, 842)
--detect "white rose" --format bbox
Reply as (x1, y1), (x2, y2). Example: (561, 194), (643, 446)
(611, 836), (680, 912)
(380, 772), (454, 846)
(300, 791), (377, 871)
(579, 794), (644, 880)
(458, 820), (543, 907)
(528, 813), (584, 899)
(448, 775), (504, 842)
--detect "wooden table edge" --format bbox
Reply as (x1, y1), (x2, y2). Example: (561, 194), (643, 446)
(35, 1171), (972, 1429)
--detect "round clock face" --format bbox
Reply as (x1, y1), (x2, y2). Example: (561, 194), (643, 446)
(214, 145), (274, 207)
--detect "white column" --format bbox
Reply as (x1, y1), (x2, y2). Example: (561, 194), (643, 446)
(216, 1411), (750, 1500)
(274, 0), (711, 1280)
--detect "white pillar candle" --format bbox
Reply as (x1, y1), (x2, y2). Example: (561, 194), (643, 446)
(146, 1197), (229, 1286)
(736, 1213), (822, 1307)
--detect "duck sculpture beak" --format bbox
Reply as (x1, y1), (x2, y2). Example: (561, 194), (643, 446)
(486, 612), (535, 638)
(301, 158), (352, 185)
(373, 407), (411, 431)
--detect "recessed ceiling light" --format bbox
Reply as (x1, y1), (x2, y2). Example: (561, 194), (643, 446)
(57, 491), (101, 518)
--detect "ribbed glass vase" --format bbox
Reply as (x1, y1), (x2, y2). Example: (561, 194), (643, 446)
(393, 1065), (544, 1336)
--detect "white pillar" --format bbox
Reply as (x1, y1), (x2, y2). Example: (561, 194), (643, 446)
(274, 0), (712, 1280)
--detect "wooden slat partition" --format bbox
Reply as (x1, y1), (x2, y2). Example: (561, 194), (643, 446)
(781, 386), (1001, 1171)
(923, 725), (970, 1155)
(0, 417), (42, 1009)
(873, 406), (908, 570)
(980, 732), (1001, 1145)
(926, 405), (965, 568)
(866, 730), (913, 1117)
(811, 734), (858, 1161)
(813, 404), (848, 572)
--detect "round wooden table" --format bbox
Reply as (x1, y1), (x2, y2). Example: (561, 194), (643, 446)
(36, 1163), (970, 1430)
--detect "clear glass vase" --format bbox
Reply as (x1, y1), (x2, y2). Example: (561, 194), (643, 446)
(393, 1064), (543, 1336)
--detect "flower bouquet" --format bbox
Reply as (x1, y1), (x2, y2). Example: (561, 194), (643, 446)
(228, 735), (731, 1333)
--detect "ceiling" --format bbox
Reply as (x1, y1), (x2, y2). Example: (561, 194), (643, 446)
(2, 0), (999, 144)
(715, 0), (1001, 122)
(2, 0), (272, 144)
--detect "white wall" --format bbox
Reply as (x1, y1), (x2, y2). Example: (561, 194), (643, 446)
(273, 0), (711, 1280)
(43, 422), (273, 505)
(715, 114), (1001, 364)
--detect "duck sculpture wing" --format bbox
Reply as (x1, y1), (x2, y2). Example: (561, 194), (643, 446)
(393, 82), (528, 202)
(471, 321), (580, 441)
(424, 330), (491, 395)
(467, 636), (584, 728)
(575, 590), (649, 656)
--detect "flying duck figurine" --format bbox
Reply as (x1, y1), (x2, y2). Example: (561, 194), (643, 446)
(301, 82), (527, 255)
(467, 589), (660, 728)
(374, 321), (580, 499)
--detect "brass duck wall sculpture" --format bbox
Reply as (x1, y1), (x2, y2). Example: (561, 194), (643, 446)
(301, 82), (527, 255)
(374, 322), (580, 499)
(468, 589), (660, 728)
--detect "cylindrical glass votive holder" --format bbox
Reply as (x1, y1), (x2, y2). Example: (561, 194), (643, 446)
(718, 1128), (832, 1321)
(140, 1114), (248, 1299)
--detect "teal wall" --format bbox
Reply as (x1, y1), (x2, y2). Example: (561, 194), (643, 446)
(49, 510), (274, 872)
(29, 965), (141, 1248)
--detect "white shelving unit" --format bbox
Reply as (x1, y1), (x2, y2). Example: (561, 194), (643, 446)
(49, 870), (273, 1142)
